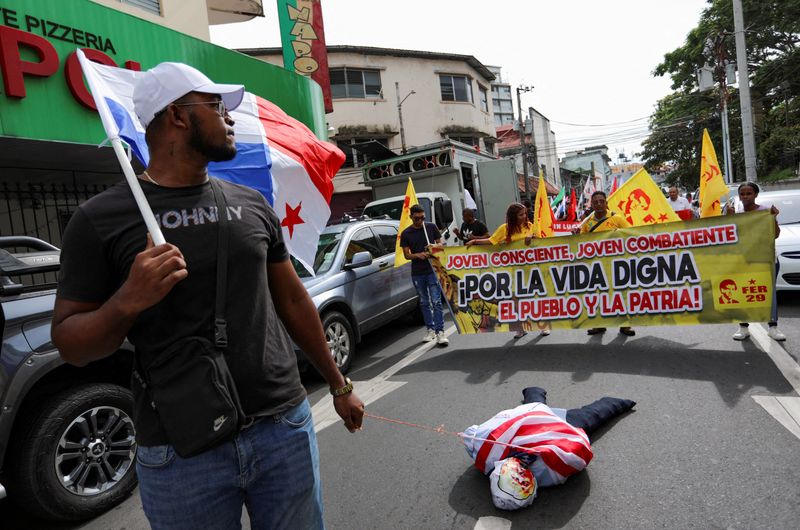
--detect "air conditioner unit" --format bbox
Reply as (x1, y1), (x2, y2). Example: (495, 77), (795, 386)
(437, 151), (451, 168)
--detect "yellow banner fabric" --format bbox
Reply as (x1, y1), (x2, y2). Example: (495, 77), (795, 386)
(533, 175), (555, 238)
(431, 212), (775, 334)
(700, 128), (729, 218)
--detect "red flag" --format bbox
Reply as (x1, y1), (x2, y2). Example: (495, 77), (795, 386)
(567, 189), (577, 222)
(611, 176), (618, 194)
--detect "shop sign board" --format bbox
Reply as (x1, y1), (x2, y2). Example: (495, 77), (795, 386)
(0, 0), (327, 145)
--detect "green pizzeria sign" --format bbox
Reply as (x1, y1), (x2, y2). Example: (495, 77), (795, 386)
(0, 0), (326, 144)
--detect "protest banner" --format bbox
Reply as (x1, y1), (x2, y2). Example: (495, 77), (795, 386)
(431, 211), (775, 334)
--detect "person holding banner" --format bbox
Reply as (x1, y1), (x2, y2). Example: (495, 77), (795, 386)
(726, 182), (786, 342)
(51, 62), (363, 530)
(453, 208), (490, 243)
(580, 191), (636, 337)
(401, 204), (450, 346)
(466, 203), (541, 338)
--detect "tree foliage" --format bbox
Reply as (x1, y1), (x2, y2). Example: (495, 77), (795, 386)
(643, 0), (800, 187)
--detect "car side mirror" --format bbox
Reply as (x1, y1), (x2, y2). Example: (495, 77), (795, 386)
(344, 251), (372, 270)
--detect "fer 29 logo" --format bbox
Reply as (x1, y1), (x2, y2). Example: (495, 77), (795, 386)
(712, 272), (772, 309)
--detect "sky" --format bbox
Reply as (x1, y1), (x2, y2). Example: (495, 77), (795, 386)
(210, 0), (710, 163)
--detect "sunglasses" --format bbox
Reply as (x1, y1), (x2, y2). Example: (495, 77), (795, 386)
(156, 99), (227, 118)
(411, 215), (425, 221)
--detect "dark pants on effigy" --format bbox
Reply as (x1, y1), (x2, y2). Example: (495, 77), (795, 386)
(521, 387), (635, 439)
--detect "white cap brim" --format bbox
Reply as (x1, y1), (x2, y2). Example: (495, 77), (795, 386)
(194, 82), (245, 113)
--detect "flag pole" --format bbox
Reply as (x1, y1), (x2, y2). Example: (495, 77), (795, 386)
(110, 138), (166, 245)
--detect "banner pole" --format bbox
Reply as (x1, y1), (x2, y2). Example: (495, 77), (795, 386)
(110, 138), (165, 245)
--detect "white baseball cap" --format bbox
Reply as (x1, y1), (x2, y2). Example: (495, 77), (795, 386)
(133, 62), (244, 127)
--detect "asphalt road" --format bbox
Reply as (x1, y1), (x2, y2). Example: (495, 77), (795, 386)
(3, 295), (800, 529)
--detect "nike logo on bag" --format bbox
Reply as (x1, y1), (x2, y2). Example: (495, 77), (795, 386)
(213, 415), (228, 432)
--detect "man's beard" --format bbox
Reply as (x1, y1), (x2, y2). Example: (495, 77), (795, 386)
(188, 113), (237, 162)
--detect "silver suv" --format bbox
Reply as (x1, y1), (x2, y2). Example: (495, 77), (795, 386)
(291, 219), (419, 373)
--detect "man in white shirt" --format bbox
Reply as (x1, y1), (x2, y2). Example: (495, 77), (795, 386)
(667, 186), (692, 219)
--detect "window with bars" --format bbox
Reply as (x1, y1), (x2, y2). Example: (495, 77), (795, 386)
(439, 75), (472, 103)
(120, 0), (161, 15)
(330, 68), (382, 99)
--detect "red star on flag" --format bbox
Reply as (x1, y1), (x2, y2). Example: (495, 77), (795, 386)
(749, 279), (757, 285)
(659, 213), (669, 221)
(281, 202), (305, 239)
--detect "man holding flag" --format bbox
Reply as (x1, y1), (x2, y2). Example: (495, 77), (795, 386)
(52, 60), (362, 530)
(401, 201), (449, 346)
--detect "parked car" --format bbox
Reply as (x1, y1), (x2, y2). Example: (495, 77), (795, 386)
(724, 189), (800, 291)
(291, 219), (419, 373)
(0, 236), (137, 521)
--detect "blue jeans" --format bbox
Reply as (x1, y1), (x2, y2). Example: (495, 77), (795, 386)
(136, 399), (323, 530)
(412, 272), (444, 332)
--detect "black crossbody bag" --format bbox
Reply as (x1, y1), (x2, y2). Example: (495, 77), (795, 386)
(134, 179), (248, 458)
(588, 212), (616, 233)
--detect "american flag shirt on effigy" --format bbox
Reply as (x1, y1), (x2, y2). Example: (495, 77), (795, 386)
(462, 403), (593, 488)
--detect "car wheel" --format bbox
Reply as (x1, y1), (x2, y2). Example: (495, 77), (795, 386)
(7, 383), (137, 521)
(322, 311), (354, 374)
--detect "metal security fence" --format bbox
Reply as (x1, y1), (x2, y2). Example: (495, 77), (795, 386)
(0, 181), (110, 247)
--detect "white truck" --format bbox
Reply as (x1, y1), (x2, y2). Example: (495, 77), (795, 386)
(360, 140), (519, 245)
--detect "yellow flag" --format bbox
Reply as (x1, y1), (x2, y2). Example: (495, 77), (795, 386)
(699, 128), (728, 218)
(394, 178), (419, 267)
(533, 173), (554, 237)
(607, 168), (680, 226)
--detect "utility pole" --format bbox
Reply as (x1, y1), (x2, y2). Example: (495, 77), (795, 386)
(714, 35), (735, 183)
(732, 0), (758, 180)
(395, 82), (415, 154)
(516, 85), (533, 203)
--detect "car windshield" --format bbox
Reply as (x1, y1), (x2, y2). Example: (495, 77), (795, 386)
(730, 191), (800, 225)
(290, 227), (347, 278)
(363, 198), (432, 221)
(760, 193), (800, 225)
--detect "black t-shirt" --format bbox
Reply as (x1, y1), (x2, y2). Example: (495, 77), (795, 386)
(57, 178), (306, 446)
(458, 219), (489, 242)
(400, 222), (441, 276)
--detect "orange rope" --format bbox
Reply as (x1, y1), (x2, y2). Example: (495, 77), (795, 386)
(363, 411), (540, 455)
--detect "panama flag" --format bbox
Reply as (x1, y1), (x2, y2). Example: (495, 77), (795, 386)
(77, 50), (343, 274)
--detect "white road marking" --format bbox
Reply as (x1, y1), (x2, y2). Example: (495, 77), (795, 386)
(749, 323), (800, 393)
(473, 516), (512, 530)
(312, 326), (457, 433)
(749, 323), (800, 441)
(752, 396), (800, 440)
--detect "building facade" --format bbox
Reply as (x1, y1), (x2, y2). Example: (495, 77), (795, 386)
(90, 0), (263, 40)
(560, 145), (612, 194)
(241, 45), (498, 218)
(487, 65), (514, 127)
